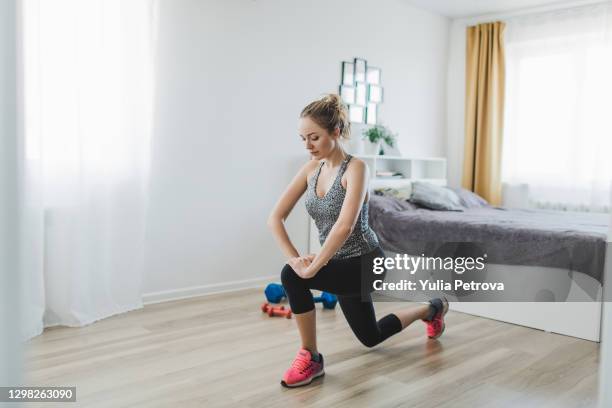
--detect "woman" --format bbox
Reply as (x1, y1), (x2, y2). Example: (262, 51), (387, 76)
(267, 94), (448, 388)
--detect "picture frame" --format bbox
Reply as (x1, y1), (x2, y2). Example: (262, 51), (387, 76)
(366, 103), (377, 125)
(339, 85), (355, 104)
(348, 105), (365, 123)
(368, 84), (383, 103)
(366, 66), (381, 85)
(355, 82), (367, 106)
(341, 61), (354, 85)
(354, 58), (367, 83)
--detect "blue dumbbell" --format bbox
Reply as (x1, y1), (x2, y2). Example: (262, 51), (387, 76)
(313, 292), (337, 309)
(264, 283), (286, 303)
(265, 283), (337, 309)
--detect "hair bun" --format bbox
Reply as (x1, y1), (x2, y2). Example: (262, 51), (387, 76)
(322, 94), (342, 106)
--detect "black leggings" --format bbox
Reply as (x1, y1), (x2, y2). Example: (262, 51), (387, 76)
(280, 246), (403, 348)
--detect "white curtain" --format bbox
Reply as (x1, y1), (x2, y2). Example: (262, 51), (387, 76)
(19, 0), (155, 340)
(502, 3), (612, 213)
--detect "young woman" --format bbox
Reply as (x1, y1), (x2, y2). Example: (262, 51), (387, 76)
(267, 94), (448, 388)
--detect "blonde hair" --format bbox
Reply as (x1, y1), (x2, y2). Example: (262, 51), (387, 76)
(300, 94), (351, 140)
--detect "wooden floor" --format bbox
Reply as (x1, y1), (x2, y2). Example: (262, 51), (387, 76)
(24, 288), (600, 408)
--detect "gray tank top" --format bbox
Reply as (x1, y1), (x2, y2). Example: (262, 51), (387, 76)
(305, 154), (380, 259)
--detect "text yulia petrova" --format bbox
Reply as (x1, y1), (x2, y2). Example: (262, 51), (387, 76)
(372, 279), (505, 291)
(372, 254), (504, 292)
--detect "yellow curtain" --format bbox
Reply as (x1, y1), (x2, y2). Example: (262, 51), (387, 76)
(462, 21), (506, 206)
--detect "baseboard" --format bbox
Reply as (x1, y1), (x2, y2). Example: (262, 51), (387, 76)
(142, 275), (277, 305)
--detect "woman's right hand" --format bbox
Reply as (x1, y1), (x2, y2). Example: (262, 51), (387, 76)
(302, 253), (316, 263)
(287, 254), (319, 279)
(287, 257), (311, 278)
(288, 254), (315, 265)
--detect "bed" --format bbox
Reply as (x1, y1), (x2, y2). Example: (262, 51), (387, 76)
(365, 187), (610, 342)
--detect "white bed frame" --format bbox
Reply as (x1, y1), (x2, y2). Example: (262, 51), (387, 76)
(308, 157), (605, 342)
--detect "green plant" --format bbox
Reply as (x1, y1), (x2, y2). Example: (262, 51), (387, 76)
(362, 124), (396, 147)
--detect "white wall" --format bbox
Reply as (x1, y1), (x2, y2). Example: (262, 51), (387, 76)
(143, 0), (449, 296)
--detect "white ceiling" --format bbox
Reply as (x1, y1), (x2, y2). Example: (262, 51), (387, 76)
(404, 0), (600, 19)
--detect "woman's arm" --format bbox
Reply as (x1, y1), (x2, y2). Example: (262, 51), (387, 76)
(303, 159), (369, 278)
(267, 161), (316, 259)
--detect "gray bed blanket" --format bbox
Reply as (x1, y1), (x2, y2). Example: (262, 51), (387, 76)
(368, 195), (610, 283)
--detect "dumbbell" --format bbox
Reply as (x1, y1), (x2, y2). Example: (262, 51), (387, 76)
(313, 292), (337, 309)
(261, 302), (292, 318)
(261, 302), (283, 313)
(265, 283), (336, 309)
(264, 283), (286, 303)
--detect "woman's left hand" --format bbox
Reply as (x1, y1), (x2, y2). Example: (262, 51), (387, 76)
(288, 256), (317, 279)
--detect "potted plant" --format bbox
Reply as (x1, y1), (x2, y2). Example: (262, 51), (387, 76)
(362, 124), (396, 155)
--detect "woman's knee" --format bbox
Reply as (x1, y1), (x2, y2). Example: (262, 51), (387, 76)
(357, 335), (379, 349)
(280, 263), (300, 288)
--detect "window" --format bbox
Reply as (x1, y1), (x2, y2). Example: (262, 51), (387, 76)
(502, 5), (612, 212)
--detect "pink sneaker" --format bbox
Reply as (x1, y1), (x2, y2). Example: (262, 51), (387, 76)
(424, 297), (449, 339)
(281, 348), (325, 388)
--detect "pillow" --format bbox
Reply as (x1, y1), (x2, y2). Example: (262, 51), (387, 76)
(370, 194), (418, 212)
(449, 187), (490, 208)
(373, 186), (412, 201)
(409, 182), (464, 211)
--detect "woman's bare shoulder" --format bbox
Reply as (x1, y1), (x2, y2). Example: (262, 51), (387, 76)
(300, 159), (322, 180)
(300, 159), (321, 172)
(341, 156), (369, 189)
(346, 156), (368, 174)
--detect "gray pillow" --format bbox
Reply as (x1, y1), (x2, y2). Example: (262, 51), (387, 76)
(449, 187), (490, 208)
(370, 194), (418, 212)
(409, 182), (464, 211)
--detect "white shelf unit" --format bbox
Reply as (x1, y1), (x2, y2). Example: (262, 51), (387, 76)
(308, 155), (447, 253)
(355, 154), (447, 189)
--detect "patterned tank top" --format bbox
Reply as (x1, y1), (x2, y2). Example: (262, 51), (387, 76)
(304, 154), (380, 259)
